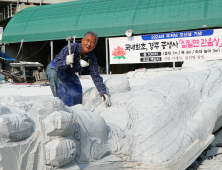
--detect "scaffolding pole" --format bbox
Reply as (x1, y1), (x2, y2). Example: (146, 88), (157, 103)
(105, 37), (109, 75)
(50, 41), (53, 61)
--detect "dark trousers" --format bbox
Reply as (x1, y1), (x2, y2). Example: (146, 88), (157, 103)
(46, 64), (58, 97)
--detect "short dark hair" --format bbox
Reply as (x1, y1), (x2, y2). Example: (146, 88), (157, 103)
(84, 31), (98, 43)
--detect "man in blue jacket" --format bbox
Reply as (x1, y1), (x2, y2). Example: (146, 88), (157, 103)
(46, 31), (110, 107)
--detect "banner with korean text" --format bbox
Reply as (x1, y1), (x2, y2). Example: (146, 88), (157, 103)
(109, 29), (222, 64)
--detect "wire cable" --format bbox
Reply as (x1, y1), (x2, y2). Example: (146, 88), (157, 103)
(21, 41), (48, 60)
(18, 44), (23, 60)
(15, 39), (24, 62)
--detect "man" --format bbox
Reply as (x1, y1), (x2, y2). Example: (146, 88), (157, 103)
(46, 31), (110, 107)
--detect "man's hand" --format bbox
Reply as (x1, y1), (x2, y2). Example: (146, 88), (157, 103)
(102, 94), (110, 106)
(66, 54), (74, 65)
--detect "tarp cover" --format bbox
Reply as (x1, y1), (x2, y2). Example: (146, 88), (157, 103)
(2, 0), (222, 43)
(0, 51), (16, 61)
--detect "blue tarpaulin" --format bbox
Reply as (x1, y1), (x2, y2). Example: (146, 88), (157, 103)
(0, 74), (4, 82)
(0, 51), (16, 61)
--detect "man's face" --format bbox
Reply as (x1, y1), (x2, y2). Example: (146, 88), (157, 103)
(81, 35), (97, 55)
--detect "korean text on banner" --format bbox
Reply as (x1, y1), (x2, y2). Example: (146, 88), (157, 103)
(108, 29), (222, 64)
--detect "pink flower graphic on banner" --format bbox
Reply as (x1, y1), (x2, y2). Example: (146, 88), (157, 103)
(112, 46), (126, 59)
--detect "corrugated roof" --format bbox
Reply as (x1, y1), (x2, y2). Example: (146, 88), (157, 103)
(2, 0), (222, 43)
(0, 51), (16, 61)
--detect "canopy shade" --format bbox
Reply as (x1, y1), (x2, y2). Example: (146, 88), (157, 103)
(0, 51), (16, 61)
(2, 0), (222, 43)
